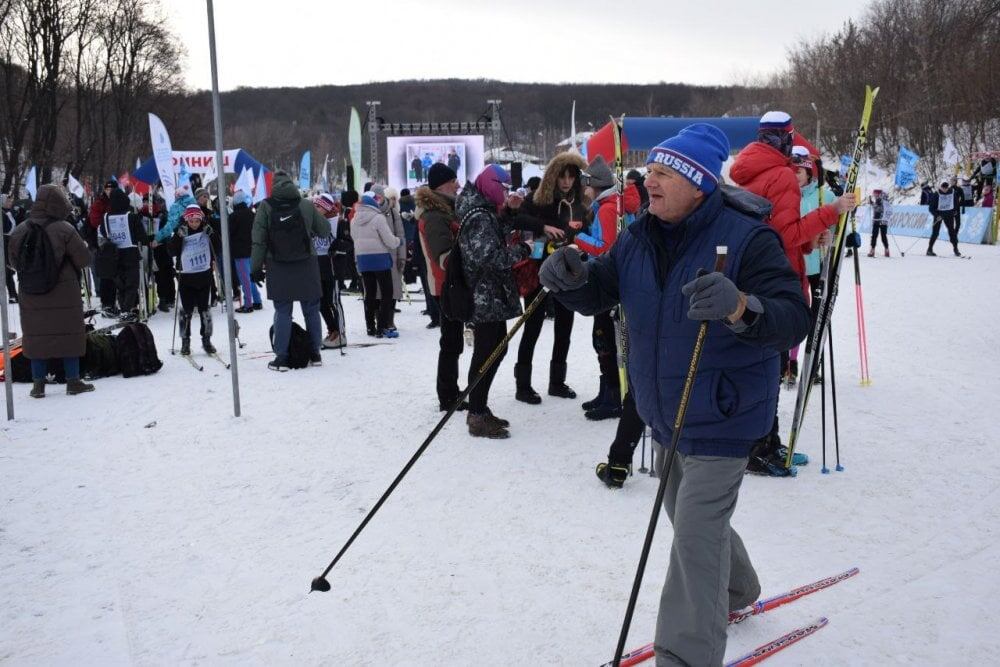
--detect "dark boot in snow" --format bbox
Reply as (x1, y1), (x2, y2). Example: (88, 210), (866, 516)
(514, 363), (541, 404)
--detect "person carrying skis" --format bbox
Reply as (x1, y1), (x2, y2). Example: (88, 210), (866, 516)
(539, 124), (811, 666)
(867, 189), (892, 257)
(574, 155), (646, 488)
(927, 180), (963, 257)
(730, 111), (857, 475)
(169, 205), (222, 357)
(787, 146), (830, 387)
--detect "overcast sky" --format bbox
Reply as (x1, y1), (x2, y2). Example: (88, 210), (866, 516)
(170, 0), (872, 91)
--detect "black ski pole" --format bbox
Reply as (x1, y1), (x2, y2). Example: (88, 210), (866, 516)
(310, 286), (551, 593)
(820, 350), (829, 474)
(638, 425), (648, 474)
(829, 322), (843, 472)
(610, 248), (726, 667)
(170, 277), (179, 354)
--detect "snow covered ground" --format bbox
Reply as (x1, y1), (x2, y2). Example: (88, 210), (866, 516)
(2, 243), (998, 666)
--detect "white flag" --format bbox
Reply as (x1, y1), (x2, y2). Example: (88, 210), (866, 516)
(148, 113), (175, 208)
(25, 166), (37, 201)
(253, 168), (267, 204)
(67, 173), (85, 198)
(235, 166), (255, 198)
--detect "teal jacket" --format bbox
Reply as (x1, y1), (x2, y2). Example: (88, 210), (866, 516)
(800, 181), (826, 276)
(155, 193), (197, 243)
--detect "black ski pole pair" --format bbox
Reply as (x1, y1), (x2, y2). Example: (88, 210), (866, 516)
(310, 286), (551, 593)
(610, 248), (727, 666)
(820, 322), (843, 474)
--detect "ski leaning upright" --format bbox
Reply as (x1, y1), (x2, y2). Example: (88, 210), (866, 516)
(610, 114), (629, 400)
(784, 85), (879, 470)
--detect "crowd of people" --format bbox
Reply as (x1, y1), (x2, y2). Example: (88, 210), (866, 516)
(4, 111), (990, 666)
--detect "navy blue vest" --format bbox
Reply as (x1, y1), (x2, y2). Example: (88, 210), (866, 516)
(615, 192), (780, 456)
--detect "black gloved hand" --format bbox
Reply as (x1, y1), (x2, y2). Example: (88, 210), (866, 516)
(251, 269), (265, 284)
(539, 246), (587, 293)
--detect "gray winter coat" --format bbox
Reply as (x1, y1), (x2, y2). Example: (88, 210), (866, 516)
(455, 182), (529, 324)
(8, 185), (92, 360)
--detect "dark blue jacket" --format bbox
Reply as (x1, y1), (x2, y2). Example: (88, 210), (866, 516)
(555, 189), (809, 457)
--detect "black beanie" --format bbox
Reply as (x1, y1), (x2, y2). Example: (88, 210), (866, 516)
(427, 163), (458, 190)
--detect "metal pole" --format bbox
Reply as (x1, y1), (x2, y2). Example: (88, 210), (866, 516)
(206, 0), (241, 418)
(0, 222), (14, 420)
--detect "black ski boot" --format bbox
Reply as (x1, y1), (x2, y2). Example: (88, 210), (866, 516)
(548, 360), (576, 399)
(585, 381), (622, 421)
(514, 363), (541, 404)
(179, 311), (193, 355)
(202, 337), (216, 354)
(582, 376), (606, 411)
(596, 462), (629, 488)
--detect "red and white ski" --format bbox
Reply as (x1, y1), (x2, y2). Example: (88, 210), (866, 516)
(601, 567), (857, 666)
(725, 617), (828, 667)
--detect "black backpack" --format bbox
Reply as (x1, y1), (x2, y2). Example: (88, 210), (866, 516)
(82, 331), (120, 379)
(16, 221), (62, 295)
(266, 198), (312, 262)
(268, 322), (312, 369)
(440, 208), (481, 323)
(116, 323), (163, 378)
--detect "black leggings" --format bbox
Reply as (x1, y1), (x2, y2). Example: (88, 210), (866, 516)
(517, 284), (573, 367)
(469, 321), (507, 414)
(608, 390), (646, 465)
(929, 215), (959, 251)
(870, 222), (888, 250)
(592, 309), (620, 385)
(320, 277), (338, 332)
(361, 270), (394, 331)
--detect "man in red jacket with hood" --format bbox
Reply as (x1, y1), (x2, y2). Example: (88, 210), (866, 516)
(730, 111), (857, 475)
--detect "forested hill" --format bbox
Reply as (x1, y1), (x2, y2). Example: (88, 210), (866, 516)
(209, 79), (776, 173)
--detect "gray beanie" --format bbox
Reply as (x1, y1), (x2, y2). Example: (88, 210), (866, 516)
(584, 155), (615, 191)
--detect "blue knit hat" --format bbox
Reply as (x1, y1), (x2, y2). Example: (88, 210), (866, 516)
(645, 123), (730, 195)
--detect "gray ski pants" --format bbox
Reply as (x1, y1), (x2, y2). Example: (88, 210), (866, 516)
(654, 447), (760, 667)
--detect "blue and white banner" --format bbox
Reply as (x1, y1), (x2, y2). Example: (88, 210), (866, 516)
(894, 146), (919, 188)
(234, 166), (256, 199)
(148, 113), (175, 207)
(299, 150), (311, 191)
(24, 166), (37, 201)
(856, 204), (993, 244)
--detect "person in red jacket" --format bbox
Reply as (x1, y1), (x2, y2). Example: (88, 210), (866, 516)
(730, 112), (856, 296)
(730, 111), (857, 476)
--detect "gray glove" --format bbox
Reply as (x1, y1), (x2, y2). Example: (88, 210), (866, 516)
(681, 271), (741, 321)
(539, 246), (587, 293)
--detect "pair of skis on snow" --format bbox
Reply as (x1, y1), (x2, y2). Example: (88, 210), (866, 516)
(181, 351), (230, 372)
(602, 567), (859, 667)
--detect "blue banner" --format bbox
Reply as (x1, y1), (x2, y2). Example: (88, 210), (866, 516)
(299, 150), (311, 191)
(894, 146), (919, 188)
(856, 204), (993, 244)
(839, 155), (852, 178)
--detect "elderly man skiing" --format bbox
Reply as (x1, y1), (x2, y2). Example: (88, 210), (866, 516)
(540, 124), (811, 666)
